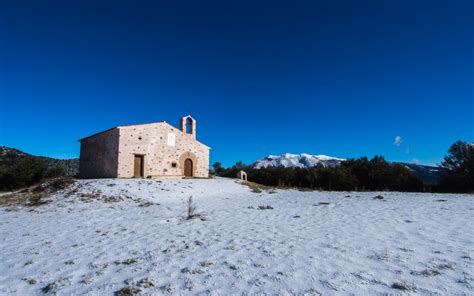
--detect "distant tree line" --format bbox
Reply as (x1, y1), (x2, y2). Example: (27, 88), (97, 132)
(213, 156), (424, 192)
(213, 140), (474, 193)
(0, 153), (66, 191)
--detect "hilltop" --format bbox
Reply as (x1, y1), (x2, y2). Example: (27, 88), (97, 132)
(0, 146), (79, 191)
(0, 146), (79, 177)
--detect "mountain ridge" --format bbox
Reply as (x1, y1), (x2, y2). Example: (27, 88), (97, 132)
(253, 153), (446, 184)
(254, 153), (345, 169)
(0, 146), (79, 176)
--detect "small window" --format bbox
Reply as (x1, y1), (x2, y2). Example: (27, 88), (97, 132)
(167, 133), (176, 146)
(171, 162), (177, 168)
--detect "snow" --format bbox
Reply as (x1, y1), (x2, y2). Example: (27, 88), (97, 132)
(254, 153), (345, 169)
(0, 178), (473, 295)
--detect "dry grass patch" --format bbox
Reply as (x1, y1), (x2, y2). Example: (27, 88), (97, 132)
(0, 192), (28, 206)
(33, 177), (76, 194)
(114, 286), (141, 296)
(391, 282), (417, 292)
(138, 201), (155, 207)
(114, 258), (139, 265)
(78, 192), (101, 202)
(240, 181), (275, 194)
(411, 268), (441, 277)
(103, 196), (121, 203)
(0, 177), (76, 207)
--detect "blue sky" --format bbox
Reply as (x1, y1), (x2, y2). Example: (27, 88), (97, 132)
(0, 0), (473, 167)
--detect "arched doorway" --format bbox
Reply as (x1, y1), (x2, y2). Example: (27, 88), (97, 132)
(179, 152), (198, 177)
(184, 159), (193, 177)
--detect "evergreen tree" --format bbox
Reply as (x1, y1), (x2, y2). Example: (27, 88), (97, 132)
(440, 140), (474, 192)
(212, 162), (225, 176)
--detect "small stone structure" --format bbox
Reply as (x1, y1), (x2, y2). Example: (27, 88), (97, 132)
(237, 170), (248, 181)
(79, 115), (210, 179)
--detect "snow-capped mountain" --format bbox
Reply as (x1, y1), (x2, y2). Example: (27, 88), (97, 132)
(253, 152), (445, 184)
(399, 163), (446, 184)
(253, 153), (345, 169)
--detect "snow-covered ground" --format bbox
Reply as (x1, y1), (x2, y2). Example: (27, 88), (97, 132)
(0, 178), (472, 295)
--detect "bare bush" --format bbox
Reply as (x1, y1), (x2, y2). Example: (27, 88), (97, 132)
(186, 196), (206, 220)
(187, 196), (196, 218)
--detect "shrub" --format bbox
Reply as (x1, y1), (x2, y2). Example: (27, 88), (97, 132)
(186, 196), (206, 220)
(187, 196), (196, 219)
(0, 154), (67, 191)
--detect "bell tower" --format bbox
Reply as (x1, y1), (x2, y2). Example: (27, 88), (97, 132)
(180, 115), (196, 138)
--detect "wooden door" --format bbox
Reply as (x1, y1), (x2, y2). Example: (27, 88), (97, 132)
(184, 159), (193, 177)
(134, 155), (144, 178)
